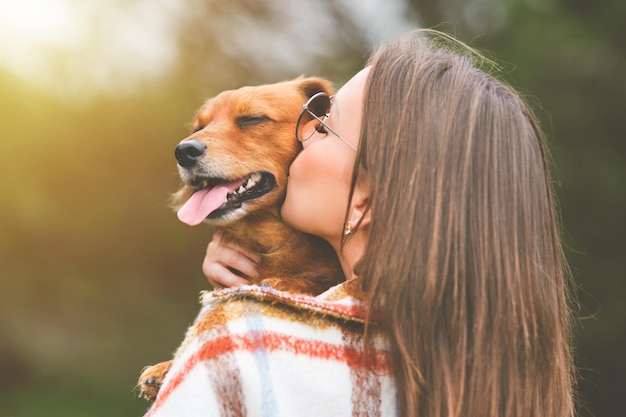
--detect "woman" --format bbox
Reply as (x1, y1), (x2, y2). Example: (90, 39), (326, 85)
(151, 30), (576, 417)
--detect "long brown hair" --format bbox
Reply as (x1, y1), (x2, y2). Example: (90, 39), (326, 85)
(353, 30), (576, 417)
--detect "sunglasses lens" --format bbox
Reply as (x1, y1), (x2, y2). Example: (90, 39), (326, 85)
(308, 93), (330, 118)
(296, 93), (330, 142)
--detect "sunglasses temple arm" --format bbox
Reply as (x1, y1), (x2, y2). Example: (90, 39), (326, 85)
(324, 123), (357, 152)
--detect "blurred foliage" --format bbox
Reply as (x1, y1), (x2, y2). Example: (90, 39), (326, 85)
(0, 0), (623, 416)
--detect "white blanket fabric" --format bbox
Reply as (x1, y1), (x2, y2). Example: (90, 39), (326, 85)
(142, 281), (397, 417)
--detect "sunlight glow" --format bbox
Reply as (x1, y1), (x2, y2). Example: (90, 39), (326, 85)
(0, 0), (181, 100)
(0, 0), (415, 102)
(0, 0), (83, 46)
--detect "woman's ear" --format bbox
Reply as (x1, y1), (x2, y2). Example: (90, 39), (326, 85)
(349, 185), (371, 229)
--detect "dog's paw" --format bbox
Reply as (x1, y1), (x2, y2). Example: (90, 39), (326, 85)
(137, 360), (173, 401)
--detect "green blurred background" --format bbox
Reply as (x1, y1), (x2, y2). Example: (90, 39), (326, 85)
(0, 0), (623, 416)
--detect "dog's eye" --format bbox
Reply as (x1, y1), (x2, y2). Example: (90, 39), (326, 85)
(237, 115), (270, 128)
(191, 125), (205, 134)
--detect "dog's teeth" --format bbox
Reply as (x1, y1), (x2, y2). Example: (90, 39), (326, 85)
(251, 173), (262, 183)
(237, 185), (246, 193)
(244, 178), (253, 189)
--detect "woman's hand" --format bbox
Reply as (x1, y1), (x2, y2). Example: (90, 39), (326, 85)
(202, 231), (261, 288)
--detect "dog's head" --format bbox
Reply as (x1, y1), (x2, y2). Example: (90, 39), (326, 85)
(172, 77), (334, 226)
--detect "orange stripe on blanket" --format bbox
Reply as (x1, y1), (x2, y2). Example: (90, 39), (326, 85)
(146, 332), (391, 415)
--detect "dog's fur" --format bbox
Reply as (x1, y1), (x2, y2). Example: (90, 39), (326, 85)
(138, 77), (344, 401)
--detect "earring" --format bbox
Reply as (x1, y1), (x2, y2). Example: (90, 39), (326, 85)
(344, 221), (352, 235)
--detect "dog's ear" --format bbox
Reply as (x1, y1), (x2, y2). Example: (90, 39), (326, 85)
(296, 76), (335, 99)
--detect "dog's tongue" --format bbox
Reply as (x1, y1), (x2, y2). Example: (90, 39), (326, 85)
(177, 179), (245, 226)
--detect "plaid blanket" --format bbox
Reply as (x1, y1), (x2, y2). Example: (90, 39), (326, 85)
(142, 280), (397, 417)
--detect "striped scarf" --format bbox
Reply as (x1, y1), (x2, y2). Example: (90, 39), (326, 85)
(142, 280), (397, 416)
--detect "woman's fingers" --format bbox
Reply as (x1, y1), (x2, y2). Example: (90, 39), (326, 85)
(202, 261), (252, 289)
(202, 232), (260, 288)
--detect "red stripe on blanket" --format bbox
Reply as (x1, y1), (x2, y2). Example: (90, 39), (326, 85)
(146, 332), (391, 415)
(343, 329), (382, 415)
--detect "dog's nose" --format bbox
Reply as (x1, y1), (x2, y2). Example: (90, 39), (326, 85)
(175, 140), (206, 168)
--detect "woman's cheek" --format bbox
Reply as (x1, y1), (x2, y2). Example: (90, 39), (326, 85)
(281, 168), (306, 225)
(288, 150), (311, 179)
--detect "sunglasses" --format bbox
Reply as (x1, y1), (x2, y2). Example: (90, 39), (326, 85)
(295, 92), (357, 152)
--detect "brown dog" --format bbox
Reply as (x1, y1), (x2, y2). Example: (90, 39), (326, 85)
(138, 77), (344, 401)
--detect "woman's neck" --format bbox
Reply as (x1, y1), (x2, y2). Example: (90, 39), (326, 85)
(332, 232), (366, 281)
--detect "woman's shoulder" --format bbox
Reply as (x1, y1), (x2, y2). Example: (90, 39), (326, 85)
(144, 280), (395, 417)
(199, 279), (382, 326)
